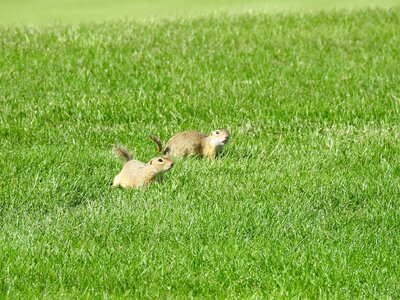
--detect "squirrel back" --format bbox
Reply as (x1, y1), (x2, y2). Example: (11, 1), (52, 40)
(150, 130), (229, 159)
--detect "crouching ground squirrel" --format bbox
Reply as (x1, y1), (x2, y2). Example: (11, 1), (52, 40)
(150, 130), (230, 159)
(112, 145), (174, 188)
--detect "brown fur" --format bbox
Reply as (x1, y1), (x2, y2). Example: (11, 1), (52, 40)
(150, 130), (230, 159)
(112, 144), (132, 161)
(112, 145), (174, 189)
(149, 135), (164, 153)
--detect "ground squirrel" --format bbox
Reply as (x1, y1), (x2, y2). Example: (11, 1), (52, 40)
(150, 130), (230, 159)
(112, 145), (174, 188)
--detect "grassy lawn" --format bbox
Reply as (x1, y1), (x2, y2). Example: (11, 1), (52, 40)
(0, 0), (399, 24)
(1, 5), (400, 299)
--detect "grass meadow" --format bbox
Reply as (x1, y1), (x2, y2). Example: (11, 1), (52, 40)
(1, 0), (400, 24)
(1, 1), (400, 298)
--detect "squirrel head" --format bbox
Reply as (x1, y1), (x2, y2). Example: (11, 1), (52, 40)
(148, 156), (174, 173)
(208, 129), (230, 147)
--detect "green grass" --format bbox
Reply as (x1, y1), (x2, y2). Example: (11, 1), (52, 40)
(0, 0), (399, 24)
(1, 7), (400, 298)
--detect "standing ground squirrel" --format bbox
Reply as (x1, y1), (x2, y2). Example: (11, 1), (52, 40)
(150, 130), (230, 159)
(112, 145), (174, 188)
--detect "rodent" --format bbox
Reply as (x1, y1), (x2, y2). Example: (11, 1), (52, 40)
(150, 129), (230, 159)
(112, 145), (174, 188)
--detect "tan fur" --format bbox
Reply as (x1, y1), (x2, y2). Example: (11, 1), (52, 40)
(112, 145), (174, 189)
(150, 130), (230, 159)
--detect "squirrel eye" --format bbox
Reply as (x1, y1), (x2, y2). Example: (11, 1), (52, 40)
(157, 158), (163, 163)
(216, 131), (220, 134)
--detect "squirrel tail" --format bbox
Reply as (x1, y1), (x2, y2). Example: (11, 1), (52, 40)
(149, 135), (163, 153)
(112, 144), (132, 162)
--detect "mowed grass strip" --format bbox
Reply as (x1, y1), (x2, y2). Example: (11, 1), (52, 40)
(1, 8), (400, 298)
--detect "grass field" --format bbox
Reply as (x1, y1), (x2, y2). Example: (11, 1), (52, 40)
(1, 3), (400, 299)
(0, 0), (400, 24)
